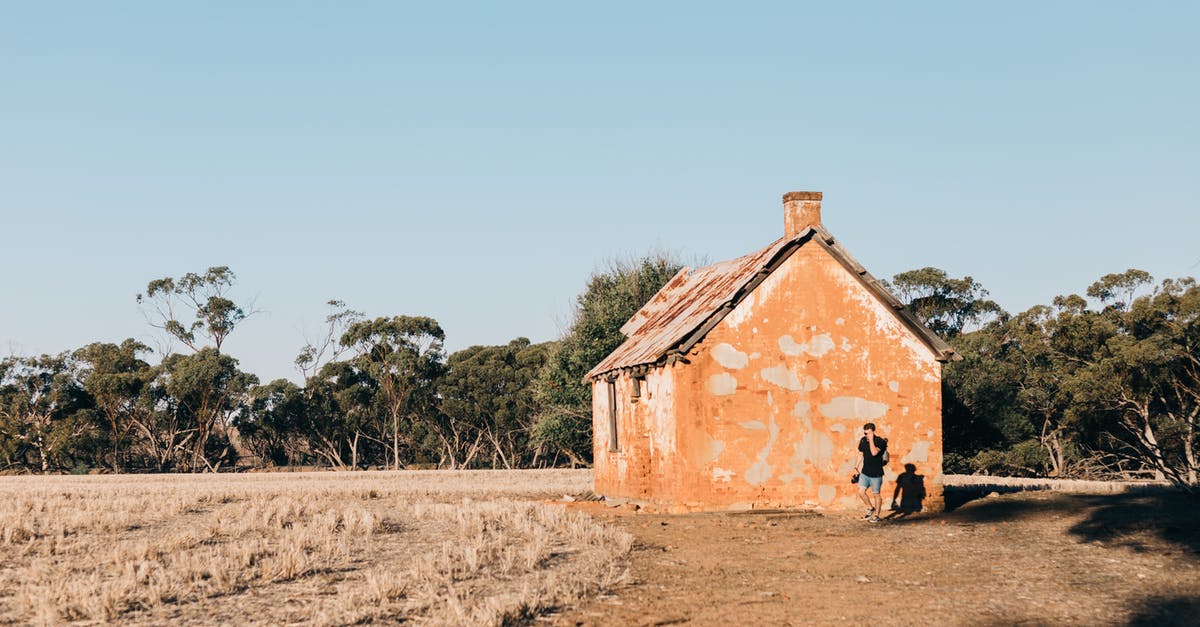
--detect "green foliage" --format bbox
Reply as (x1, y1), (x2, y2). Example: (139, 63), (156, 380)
(0, 354), (96, 471)
(927, 265), (1200, 488)
(137, 266), (249, 352)
(887, 267), (1004, 339)
(340, 316), (446, 469)
(438, 338), (552, 468)
(157, 348), (258, 471)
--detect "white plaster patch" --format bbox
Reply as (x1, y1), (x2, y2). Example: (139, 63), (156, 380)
(818, 485), (837, 505)
(708, 373), (738, 396)
(902, 406), (910, 415)
(767, 392), (773, 406)
(903, 441), (932, 464)
(744, 460), (771, 485)
(798, 430), (834, 469)
(711, 343), (750, 370)
(700, 437), (725, 465)
(778, 333), (836, 357)
(821, 378), (833, 390)
(835, 318), (845, 326)
(713, 467), (735, 482)
(804, 376), (820, 392)
(744, 416), (781, 486)
(760, 365), (803, 391)
(791, 402), (811, 420)
(818, 396), (889, 420)
(888, 381), (900, 393)
(841, 338), (852, 352)
(927, 430), (935, 438)
(748, 353), (761, 360)
(739, 420), (767, 431)
(829, 424), (846, 433)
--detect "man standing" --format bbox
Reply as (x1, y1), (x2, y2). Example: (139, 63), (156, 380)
(856, 422), (888, 523)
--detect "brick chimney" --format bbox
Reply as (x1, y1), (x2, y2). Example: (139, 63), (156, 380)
(783, 191), (822, 237)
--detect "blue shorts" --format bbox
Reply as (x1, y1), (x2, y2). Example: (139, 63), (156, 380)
(858, 474), (883, 493)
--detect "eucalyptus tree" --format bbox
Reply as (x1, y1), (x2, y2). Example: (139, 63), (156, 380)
(156, 348), (257, 471)
(136, 266), (252, 353)
(0, 354), (94, 471)
(340, 316), (445, 469)
(74, 339), (153, 471)
(438, 338), (551, 468)
(886, 267), (1004, 339)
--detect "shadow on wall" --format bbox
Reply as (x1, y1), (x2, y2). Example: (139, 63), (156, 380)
(1125, 595), (1200, 627)
(885, 463), (926, 519)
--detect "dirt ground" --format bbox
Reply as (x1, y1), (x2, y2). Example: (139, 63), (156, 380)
(546, 488), (1200, 626)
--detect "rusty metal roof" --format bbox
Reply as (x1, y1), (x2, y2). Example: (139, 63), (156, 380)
(585, 227), (957, 382)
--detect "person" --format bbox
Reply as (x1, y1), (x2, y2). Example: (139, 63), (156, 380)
(855, 422), (888, 523)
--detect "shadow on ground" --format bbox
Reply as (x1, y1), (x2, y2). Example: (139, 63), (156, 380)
(1125, 595), (1200, 626)
(943, 487), (1200, 555)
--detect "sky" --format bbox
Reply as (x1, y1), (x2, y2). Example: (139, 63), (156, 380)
(2, 2), (1197, 383)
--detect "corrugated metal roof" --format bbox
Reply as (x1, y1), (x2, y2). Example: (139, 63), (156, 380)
(585, 227), (957, 381)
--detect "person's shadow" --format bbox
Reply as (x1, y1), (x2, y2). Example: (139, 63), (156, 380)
(887, 463), (926, 518)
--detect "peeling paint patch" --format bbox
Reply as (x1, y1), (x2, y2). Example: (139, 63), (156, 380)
(829, 424), (846, 433)
(760, 365), (803, 391)
(903, 441), (932, 464)
(744, 416), (781, 486)
(791, 401), (811, 420)
(744, 460), (771, 485)
(888, 381), (900, 393)
(778, 333), (836, 357)
(819, 396), (889, 420)
(821, 378), (833, 390)
(712, 343), (750, 370)
(841, 338), (852, 352)
(708, 373), (738, 395)
(748, 352), (761, 360)
(699, 436), (725, 464)
(805, 376), (820, 392)
(713, 467), (734, 482)
(739, 420), (767, 431)
(818, 485), (837, 505)
(835, 317), (845, 326)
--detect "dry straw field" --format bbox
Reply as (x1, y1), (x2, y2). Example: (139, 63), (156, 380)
(0, 469), (626, 626)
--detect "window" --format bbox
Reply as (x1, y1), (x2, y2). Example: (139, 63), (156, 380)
(607, 380), (618, 452)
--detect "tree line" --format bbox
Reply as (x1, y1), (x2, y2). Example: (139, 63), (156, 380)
(1, 260), (1197, 489)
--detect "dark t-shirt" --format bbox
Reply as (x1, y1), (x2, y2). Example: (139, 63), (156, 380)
(858, 436), (888, 478)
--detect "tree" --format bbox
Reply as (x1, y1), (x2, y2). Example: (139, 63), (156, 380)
(239, 379), (309, 467)
(340, 316), (445, 469)
(532, 253), (684, 465)
(137, 266), (252, 353)
(886, 267), (1004, 339)
(1071, 274), (1200, 488)
(295, 300), (363, 381)
(74, 339), (153, 471)
(0, 354), (94, 472)
(157, 348), (257, 471)
(438, 338), (552, 468)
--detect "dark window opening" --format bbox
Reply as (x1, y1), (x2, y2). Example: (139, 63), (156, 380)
(631, 376), (642, 402)
(607, 380), (618, 451)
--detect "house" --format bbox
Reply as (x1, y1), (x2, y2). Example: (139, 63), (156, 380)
(585, 192), (958, 513)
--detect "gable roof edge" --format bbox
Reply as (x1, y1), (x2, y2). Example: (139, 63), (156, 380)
(811, 227), (959, 363)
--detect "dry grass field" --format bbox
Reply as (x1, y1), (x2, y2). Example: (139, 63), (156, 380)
(0, 469), (628, 626)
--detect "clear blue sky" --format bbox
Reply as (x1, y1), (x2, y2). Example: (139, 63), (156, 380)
(2, 2), (1197, 383)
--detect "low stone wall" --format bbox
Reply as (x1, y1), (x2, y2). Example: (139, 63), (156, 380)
(943, 474), (1170, 495)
